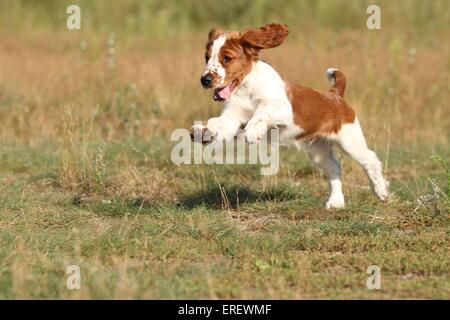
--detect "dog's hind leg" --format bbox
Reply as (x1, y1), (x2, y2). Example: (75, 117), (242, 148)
(304, 139), (345, 209)
(336, 118), (389, 202)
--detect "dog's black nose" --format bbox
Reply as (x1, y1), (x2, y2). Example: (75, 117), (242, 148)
(200, 74), (212, 88)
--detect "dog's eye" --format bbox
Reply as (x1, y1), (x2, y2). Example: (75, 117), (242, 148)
(205, 55), (210, 63)
(223, 55), (232, 63)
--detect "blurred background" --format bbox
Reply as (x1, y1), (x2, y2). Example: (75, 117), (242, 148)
(2, 0), (448, 35)
(0, 0), (448, 299)
(0, 0), (447, 185)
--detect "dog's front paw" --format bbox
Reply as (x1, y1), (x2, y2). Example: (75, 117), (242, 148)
(244, 123), (268, 144)
(373, 179), (390, 202)
(190, 125), (216, 143)
(325, 198), (345, 210)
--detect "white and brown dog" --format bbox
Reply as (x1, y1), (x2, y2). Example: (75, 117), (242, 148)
(192, 23), (389, 209)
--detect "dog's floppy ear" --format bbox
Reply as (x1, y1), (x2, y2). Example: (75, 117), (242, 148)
(239, 23), (289, 49)
(208, 27), (225, 41)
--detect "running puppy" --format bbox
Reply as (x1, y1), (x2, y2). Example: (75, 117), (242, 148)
(192, 23), (389, 209)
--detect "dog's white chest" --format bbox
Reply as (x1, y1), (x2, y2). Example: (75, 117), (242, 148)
(230, 61), (304, 145)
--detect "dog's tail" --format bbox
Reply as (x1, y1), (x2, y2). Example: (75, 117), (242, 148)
(326, 68), (346, 97)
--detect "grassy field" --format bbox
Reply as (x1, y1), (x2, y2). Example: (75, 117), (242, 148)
(0, 0), (449, 299)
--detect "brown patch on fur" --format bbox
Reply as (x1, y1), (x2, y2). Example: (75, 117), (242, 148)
(329, 70), (346, 97)
(285, 80), (356, 139)
(204, 27), (225, 63)
(208, 27), (224, 42)
(239, 23), (289, 49)
(216, 34), (255, 88)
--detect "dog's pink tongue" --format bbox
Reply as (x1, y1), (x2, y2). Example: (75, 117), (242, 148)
(218, 84), (231, 99)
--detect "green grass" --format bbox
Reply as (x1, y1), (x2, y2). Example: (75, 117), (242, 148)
(0, 142), (448, 299)
(1, 0), (449, 36)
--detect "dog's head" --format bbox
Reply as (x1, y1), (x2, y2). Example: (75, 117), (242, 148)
(200, 23), (289, 102)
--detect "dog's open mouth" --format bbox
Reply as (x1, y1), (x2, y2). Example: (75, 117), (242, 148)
(213, 80), (237, 102)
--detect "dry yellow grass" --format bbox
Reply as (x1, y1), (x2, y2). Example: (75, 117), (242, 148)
(0, 29), (448, 146)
